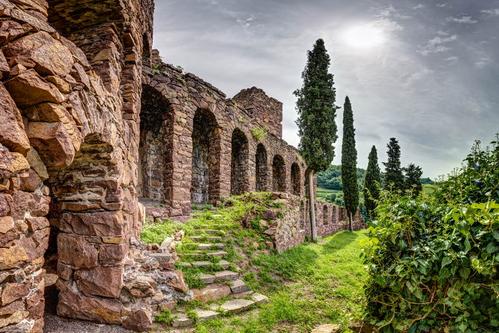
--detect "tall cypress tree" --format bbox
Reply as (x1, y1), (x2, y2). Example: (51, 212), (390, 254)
(295, 38), (337, 241)
(341, 96), (359, 231)
(404, 163), (423, 197)
(383, 138), (404, 191)
(364, 146), (381, 220)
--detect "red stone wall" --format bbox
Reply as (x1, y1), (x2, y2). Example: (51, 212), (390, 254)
(142, 55), (307, 218)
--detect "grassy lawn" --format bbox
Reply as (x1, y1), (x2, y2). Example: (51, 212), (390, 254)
(195, 230), (368, 333)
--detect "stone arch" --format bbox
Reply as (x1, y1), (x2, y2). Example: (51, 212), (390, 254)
(272, 154), (286, 192)
(230, 128), (250, 195)
(291, 162), (301, 195)
(191, 109), (221, 204)
(323, 205), (329, 225)
(138, 85), (173, 206)
(255, 143), (268, 192)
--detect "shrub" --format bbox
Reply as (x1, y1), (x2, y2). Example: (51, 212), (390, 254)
(363, 138), (499, 332)
(251, 127), (267, 141)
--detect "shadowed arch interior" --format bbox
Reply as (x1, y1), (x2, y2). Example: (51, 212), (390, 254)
(291, 162), (301, 195)
(191, 109), (221, 204)
(272, 154), (286, 192)
(138, 85), (173, 204)
(231, 128), (250, 195)
(255, 143), (268, 191)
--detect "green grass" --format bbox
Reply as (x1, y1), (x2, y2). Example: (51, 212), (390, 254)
(195, 230), (368, 333)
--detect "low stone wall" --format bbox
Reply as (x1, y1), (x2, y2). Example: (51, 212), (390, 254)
(262, 193), (365, 253)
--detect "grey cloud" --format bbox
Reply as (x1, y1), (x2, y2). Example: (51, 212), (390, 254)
(446, 16), (478, 24)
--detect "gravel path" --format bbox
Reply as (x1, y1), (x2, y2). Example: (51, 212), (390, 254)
(44, 314), (134, 333)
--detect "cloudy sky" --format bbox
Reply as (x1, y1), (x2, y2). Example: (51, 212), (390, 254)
(153, 0), (499, 178)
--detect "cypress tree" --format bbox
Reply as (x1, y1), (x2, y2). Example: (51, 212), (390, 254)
(295, 38), (338, 241)
(383, 138), (404, 191)
(363, 146), (381, 220)
(341, 96), (358, 231)
(404, 163), (423, 197)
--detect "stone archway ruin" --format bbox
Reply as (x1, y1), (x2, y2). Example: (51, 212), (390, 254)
(138, 85), (173, 206)
(255, 143), (268, 192)
(191, 109), (221, 204)
(230, 128), (250, 195)
(291, 162), (301, 195)
(272, 155), (286, 192)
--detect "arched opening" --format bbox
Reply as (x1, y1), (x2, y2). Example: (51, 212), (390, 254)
(45, 134), (125, 318)
(291, 162), (301, 195)
(272, 155), (286, 192)
(255, 143), (268, 192)
(323, 205), (329, 225)
(191, 109), (221, 204)
(138, 85), (173, 207)
(231, 128), (250, 195)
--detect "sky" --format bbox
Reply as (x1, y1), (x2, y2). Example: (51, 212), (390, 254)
(152, 0), (499, 178)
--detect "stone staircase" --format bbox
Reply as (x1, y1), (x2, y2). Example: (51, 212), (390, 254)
(167, 218), (269, 328)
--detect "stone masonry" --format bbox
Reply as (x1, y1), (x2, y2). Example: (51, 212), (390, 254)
(0, 1), (363, 332)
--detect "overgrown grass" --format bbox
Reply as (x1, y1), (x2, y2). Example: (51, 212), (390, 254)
(196, 230), (368, 332)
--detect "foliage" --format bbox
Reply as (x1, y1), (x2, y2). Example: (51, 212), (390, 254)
(155, 310), (174, 325)
(341, 96), (359, 229)
(294, 38), (338, 172)
(363, 138), (499, 332)
(364, 146), (381, 220)
(420, 177), (434, 185)
(316, 187), (344, 206)
(317, 165), (366, 191)
(403, 163), (423, 197)
(383, 138), (404, 191)
(251, 127), (268, 142)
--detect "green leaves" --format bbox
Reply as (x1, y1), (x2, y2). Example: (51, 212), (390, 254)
(363, 139), (499, 332)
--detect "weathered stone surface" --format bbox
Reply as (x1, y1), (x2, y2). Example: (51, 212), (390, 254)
(4, 69), (65, 107)
(219, 299), (254, 313)
(0, 216), (15, 234)
(0, 84), (31, 155)
(1, 282), (30, 306)
(0, 310), (28, 329)
(58, 234), (98, 269)
(0, 244), (28, 270)
(27, 121), (75, 168)
(123, 308), (153, 332)
(3, 31), (73, 77)
(57, 280), (123, 324)
(58, 211), (125, 237)
(10, 191), (49, 219)
(19, 168), (42, 192)
(25, 148), (48, 180)
(311, 324), (341, 333)
(75, 266), (123, 298)
(0, 145), (30, 178)
(192, 284), (231, 302)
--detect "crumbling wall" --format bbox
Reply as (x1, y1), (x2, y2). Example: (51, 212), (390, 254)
(142, 54), (307, 218)
(232, 87), (283, 139)
(0, 1), (186, 332)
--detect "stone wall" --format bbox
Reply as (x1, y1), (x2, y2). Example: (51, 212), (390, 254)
(232, 87), (283, 139)
(261, 193), (365, 253)
(0, 0), (184, 331)
(141, 52), (307, 218)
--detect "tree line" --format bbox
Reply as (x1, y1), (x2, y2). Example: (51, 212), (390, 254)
(295, 39), (425, 232)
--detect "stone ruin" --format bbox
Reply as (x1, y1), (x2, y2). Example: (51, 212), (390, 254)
(0, 0), (363, 331)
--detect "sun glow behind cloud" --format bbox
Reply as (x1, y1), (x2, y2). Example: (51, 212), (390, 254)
(341, 23), (387, 49)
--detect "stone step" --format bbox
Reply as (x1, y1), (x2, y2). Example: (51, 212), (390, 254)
(192, 284), (231, 302)
(199, 270), (239, 284)
(189, 235), (223, 243)
(251, 293), (269, 305)
(196, 229), (226, 236)
(179, 251), (228, 261)
(229, 279), (251, 294)
(194, 309), (219, 322)
(193, 223), (228, 230)
(172, 313), (193, 328)
(218, 298), (255, 314)
(197, 243), (225, 250)
(190, 260), (230, 270)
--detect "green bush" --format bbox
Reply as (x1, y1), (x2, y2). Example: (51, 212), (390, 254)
(363, 139), (498, 332)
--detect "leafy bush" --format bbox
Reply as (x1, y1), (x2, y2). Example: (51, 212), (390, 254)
(363, 139), (498, 332)
(251, 127), (268, 141)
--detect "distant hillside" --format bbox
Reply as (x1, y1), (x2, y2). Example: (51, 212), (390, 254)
(317, 165), (366, 191)
(318, 165), (433, 191)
